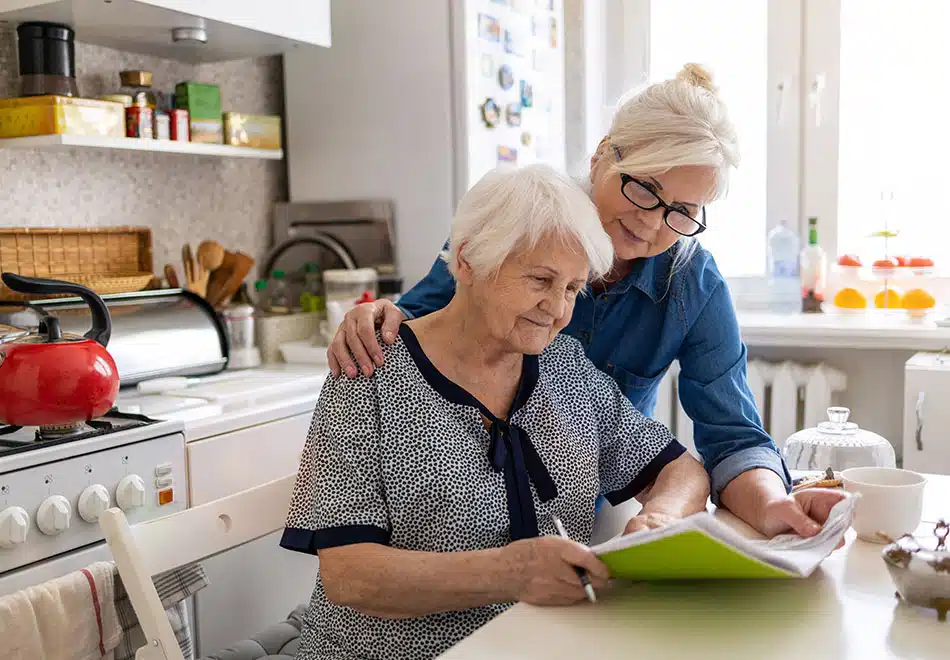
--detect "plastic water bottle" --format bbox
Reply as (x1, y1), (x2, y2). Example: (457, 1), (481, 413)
(767, 222), (800, 313)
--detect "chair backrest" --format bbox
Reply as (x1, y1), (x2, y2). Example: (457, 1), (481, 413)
(99, 474), (296, 660)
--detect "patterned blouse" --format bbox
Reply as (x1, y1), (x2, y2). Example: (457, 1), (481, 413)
(281, 325), (685, 659)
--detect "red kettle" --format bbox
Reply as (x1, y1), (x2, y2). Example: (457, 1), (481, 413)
(0, 273), (119, 428)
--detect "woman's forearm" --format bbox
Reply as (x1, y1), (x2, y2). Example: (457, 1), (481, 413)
(319, 543), (517, 618)
(638, 452), (710, 517)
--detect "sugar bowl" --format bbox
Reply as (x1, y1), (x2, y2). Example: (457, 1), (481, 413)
(881, 519), (950, 621)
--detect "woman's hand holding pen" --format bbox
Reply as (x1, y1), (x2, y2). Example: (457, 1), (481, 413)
(500, 536), (609, 606)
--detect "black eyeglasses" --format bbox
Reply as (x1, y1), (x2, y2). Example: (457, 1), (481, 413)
(612, 147), (707, 237)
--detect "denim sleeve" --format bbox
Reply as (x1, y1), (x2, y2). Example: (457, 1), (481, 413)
(676, 281), (791, 504)
(395, 246), (457, 320)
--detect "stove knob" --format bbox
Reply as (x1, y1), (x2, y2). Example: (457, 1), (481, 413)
(78, 484), (111, 523)
(37, 496), (71, 536)
(116, 475), (146, 512)
(0, 506), (30, 548)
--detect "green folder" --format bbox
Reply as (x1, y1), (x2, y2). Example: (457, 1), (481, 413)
(590, 496), (856, 581)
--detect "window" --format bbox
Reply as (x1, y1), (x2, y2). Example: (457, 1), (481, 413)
(649, 0), (769, 277)
(837, 0), (950, 265)
(611, 0), (801, 279)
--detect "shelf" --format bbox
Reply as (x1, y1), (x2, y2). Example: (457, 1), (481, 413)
(738, 311), (950, 351)
(0, 134), (284, 160)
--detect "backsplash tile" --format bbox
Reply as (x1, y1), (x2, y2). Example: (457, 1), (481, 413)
(0, 25), (285, 278)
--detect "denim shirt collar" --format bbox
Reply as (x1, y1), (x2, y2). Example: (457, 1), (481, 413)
(598, 247), (674, 303)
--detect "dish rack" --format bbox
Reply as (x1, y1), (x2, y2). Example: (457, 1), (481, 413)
(0, 227), (153, 301)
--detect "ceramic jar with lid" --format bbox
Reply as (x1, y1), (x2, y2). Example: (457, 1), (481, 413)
(783, 406), (896, 471)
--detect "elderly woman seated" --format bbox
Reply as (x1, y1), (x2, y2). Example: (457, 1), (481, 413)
(280, 164), (710, 660)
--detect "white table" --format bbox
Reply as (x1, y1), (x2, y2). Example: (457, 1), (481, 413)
(441, 475), (950, 660)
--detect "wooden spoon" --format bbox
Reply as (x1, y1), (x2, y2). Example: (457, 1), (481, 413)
(164, 264), (180, 288)
(197, 241), (225, 272)
(209, 252), (255, 309)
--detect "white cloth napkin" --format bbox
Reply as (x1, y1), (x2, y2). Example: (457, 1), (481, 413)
(0, 560), (121, 660)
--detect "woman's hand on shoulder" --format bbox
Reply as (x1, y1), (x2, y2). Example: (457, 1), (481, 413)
(501, 536), (609, 606)
(328, 299), (406, 378)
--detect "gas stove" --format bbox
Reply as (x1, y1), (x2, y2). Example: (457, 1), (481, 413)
(0, 413), (186, 589)
(0, 410), (157, 458)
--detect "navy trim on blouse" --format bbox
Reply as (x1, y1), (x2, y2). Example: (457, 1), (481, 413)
(399, 324), (557, 541)
(280, 525), (391, 555)
(603, 440), (688, 506)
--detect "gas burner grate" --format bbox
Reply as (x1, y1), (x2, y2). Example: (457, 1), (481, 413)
(0, 410), (158, 457)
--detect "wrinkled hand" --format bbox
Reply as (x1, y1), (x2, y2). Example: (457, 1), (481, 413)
(623, 511), (680, 536)
(759, 488), (849, 548)
(502, 536), (609, 606)
(327, 299), (405, 378)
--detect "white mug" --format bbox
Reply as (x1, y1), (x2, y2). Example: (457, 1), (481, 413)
(841, 467), (926, 543)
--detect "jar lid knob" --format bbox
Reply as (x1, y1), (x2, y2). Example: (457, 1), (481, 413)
(827, 407), (850, 424)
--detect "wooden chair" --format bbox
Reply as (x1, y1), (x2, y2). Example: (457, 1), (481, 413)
(99, 475), (297, 660)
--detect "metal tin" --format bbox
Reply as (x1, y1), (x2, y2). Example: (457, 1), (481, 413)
(170, 109), (190, 141)
(119, 70), (153, 88)
(100, 94), (133, 108)
(152, 110), (170, 140)
(125, 106), (153, 138)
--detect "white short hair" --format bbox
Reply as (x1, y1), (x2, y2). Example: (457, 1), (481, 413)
(441, 164), (614, 281)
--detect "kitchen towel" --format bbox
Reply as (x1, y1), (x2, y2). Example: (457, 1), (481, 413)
(114, 562), (210, 660)
(0, 560), (121, 660)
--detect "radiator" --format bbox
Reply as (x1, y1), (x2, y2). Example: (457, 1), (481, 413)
(654, 361), (847, 458)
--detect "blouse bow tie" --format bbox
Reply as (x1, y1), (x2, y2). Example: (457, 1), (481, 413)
(488, 420), (558, 541)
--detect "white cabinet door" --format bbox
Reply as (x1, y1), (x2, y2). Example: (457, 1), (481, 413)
(187, 411), (318, 655)
(0, 0), (330, 62)
(138, 0), (331, 47)
(903, 354), (950, 475)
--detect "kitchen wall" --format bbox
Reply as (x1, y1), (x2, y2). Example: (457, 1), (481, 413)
(0, 26), (286, 275)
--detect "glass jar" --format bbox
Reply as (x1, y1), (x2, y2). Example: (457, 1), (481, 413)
(783, 406), (896, 471)
(268, 270), (292, 314)
(300, 262), (326, 314)
(323, 268), (378, 307)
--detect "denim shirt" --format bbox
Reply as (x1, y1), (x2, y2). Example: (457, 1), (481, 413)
(396, 244), (791, 503)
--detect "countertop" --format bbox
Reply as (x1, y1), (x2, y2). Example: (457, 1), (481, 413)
(441, 474), (950, 660)
(738, 311), (950, 350)
(116, 364), (330, 441)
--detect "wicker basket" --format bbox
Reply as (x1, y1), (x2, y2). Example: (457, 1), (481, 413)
(0, 227), (154, 301)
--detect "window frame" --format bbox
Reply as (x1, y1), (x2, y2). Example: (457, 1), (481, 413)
(591, 0), (804, 286)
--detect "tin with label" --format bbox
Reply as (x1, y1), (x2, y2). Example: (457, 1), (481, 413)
(125, 105), (153, 138)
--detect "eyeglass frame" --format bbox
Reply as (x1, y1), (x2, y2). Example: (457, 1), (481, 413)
(611, 145), (707, 237)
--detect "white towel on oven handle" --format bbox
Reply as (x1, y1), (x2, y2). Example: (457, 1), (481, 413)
(0, 560), (121, 660)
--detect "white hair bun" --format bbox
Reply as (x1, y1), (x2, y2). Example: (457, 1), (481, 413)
(676, 63), (717, 93)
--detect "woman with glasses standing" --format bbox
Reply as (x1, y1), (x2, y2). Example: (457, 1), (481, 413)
(327, 63), (846, 541)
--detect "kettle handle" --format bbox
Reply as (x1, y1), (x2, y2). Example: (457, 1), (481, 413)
(1, 273), (112, 347)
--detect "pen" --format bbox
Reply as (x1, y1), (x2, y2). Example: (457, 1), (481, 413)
(551, 515), (597, 604)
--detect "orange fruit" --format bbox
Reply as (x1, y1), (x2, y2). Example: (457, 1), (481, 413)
(833, 287), (867, 309)
(838, 254), (862, 267)
(874, 288), (903, 308)
(902, 288), (936, 310)
(909, 257), (934, 268)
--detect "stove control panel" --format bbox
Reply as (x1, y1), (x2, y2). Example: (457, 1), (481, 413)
(0, 432), (186, 573)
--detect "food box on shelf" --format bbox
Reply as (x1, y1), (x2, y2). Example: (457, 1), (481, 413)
(223, 113), (282, 150)
(174, 82), (223, 144)
(0, 95), (125, 139)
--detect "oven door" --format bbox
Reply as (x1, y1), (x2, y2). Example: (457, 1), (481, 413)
(0, 542), (110, 597)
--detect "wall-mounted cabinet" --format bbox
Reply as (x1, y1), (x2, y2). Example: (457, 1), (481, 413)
(0, 0), (330, 62)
